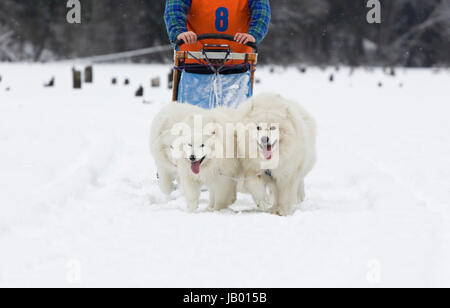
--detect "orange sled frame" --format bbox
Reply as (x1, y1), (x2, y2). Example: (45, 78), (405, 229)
(171, 34), (259, 102)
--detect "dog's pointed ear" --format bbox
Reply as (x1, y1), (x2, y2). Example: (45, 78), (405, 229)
(284, 105), (302, 133)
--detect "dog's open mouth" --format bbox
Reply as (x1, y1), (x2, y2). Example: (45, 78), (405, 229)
(191, 156), (206, 174)
(259, 141), (277, 160)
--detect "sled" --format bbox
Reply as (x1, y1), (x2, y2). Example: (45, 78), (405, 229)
(172, 34), (258, 109)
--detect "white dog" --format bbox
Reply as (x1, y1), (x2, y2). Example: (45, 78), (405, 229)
(150, 102), (205, 196)
(237, 93), (317, 216)
(175, 108), (240, 212)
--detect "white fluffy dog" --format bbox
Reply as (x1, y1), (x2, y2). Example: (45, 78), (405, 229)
(237, 93), (317, 216)
(150, 94), (316, 216)
(175, 108), (240, 212)
(150, 102), (205, 196)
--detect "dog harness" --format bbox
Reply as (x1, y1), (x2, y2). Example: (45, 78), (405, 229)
(218, 169), (273, 182)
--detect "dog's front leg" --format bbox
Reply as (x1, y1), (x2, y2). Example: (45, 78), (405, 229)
(245, 175), (275, 211)
(179, 172), (201, 212)
(157, 167), (175, 195)
(298, 179), (305, 203)
(273, 176), (298, 216)
(230, 184), (237, 205)
(211, 178), (236, 211)
(208, 189), (216, 210)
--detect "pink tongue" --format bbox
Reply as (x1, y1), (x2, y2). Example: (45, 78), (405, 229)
(191, 161), (201, 174)
(263, 145), (272, 160)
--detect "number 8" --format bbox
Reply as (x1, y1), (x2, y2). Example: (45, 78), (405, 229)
(215, 7), (229, 32)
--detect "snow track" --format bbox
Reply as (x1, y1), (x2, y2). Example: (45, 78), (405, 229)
(0, 64), (449, 287)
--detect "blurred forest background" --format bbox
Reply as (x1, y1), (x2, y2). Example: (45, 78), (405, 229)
(0, 0), (449, 66)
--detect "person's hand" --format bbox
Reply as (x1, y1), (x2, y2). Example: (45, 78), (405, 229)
(177, 31), (197, 45)
(234, 33), (256, 45)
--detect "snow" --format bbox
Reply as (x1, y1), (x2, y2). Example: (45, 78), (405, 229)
(0, 63), (449, 287)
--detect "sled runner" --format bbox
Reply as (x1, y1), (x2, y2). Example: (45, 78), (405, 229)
(172, 34), (258, 109)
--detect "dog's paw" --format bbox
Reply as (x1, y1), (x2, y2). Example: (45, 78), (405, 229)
(271, 207), (295, 216)
(213, 202), (230, 211)
(297, 192), (305, 203)
(256, 199), (273, 211)
(187, 201), (199, 213)
(160, 183), (175, 196)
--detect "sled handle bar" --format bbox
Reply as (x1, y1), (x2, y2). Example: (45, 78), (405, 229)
(176, 34), (258, 53)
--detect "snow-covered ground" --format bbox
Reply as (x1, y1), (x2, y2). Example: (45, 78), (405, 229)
(0, 63), (449, 287)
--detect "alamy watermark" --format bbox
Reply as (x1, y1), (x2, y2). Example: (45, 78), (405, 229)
(67, 0), (81, 24)
(66, 1), (379, 25)
(367, 0), (381, 24)
(366, 259), (382, 285)
(169, 115), (280, 170)
(66, 259), (82, 285)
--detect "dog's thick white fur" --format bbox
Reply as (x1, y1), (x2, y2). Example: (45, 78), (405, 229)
(150, 102), (205, 195)
(176, 108), (240, 212)
(237, 93), (317, 216)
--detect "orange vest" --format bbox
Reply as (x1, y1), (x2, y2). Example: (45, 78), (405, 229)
(181, 0), (253, 54)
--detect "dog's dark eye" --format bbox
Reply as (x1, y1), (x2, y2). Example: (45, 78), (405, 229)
(188, 144), (192, 147)
(270, 126), (277, 131)
(201, 144), (205, 148)
(257, 126), (262, 131)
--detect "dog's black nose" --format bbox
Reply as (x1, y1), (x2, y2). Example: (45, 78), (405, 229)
(261, 136), (270, 145)
(189, 155), (196, 162)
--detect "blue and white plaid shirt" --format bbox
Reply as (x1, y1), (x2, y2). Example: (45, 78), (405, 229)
(164, 0), (271, 44)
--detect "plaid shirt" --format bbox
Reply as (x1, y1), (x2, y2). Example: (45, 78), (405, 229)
(164, 0), (271, 44)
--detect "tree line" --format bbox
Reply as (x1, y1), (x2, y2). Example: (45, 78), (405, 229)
(0, 0), (449, 66)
